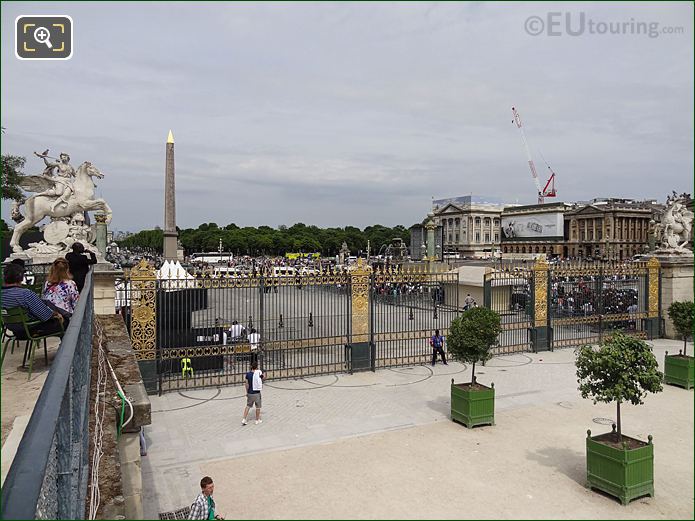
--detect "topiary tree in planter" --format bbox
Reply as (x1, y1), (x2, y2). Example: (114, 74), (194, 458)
(448, 307), (501, 428)
(664, 301), (694, 389)
(448, 307), (501, 384)
(667, 301), (694, 356)
(576, 332), (663, 504)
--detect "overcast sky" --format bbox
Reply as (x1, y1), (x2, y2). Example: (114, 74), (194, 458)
(1, 1), (693, 233)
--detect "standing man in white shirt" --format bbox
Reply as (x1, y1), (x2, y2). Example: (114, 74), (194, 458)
(247, 327), (261, 364)
(241, 361), (264, 425)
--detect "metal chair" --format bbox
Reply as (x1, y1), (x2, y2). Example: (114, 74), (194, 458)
(0, 307), (64, 380)
(181, 357), (193, 378)
(0, 313), (20, 368)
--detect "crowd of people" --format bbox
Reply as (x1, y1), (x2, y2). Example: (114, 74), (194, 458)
(550, 276), (641, 317)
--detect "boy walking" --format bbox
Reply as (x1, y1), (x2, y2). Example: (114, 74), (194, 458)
(242, 361), (264, 425)
(188, 476), (223, 520)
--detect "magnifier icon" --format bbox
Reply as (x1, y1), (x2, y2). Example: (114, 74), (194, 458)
(33, 26), (53, 49)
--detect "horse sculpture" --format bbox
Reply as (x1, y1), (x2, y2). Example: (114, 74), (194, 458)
(657, 195), (693, 250)
(10, 161), (112, 253)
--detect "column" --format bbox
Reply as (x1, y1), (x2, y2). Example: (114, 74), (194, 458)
(348, 259), (373, 371)
(128, 259), (158, 393)
(531, 258), (550, 351)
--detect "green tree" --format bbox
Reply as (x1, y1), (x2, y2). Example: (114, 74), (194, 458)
(667, 301), (694, 356)
(1, 153), (26, 202)
(576, 333), (663, 441)
(447, 307), (501, 384)
(117, 221), (413, 257)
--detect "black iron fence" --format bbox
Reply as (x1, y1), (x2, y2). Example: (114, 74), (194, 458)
(483, 259), (661, 353)
(372, 270), (459, 368)
(0, 262), (51, 294)
(1, 272), (94, 520)
(484, 265), (534, 355)
(548, 262), (652, 349)
(122, 262), (460, 392)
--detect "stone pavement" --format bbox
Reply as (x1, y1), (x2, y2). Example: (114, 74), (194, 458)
(1, 338), (61, 485)
(142, 339), (693, 519)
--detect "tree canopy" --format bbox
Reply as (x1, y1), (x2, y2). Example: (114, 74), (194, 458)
(447, 307), (501, 384)
(1, 153), (26, 202)
(667, 301), (694, 356)
(117, 223), (410, 257)
(576, 333), (662, 439)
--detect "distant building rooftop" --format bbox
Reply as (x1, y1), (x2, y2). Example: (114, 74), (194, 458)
(432, 195), (510, 213)
(575, 197), (659, 207)
(432, 195), (507, 209)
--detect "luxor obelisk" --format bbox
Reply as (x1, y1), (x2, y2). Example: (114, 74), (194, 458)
(163, 130), (179, 260)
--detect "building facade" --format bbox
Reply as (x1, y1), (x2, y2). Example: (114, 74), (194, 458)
(431, 196), (505, 258)
(564, 198), (661, 260)
(500, 202), (571, 258)
(423, 195), (665, 261)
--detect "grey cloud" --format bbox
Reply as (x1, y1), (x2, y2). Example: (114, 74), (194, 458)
(1, 1), (692, 233)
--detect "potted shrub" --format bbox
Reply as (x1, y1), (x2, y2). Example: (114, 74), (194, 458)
(447, 307), (501, 428)
(576, 333), (663, 505)
(664, 301), (694, 389)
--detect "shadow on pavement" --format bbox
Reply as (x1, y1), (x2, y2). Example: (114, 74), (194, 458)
(526, 446), (585, 485)
(425, 398), (451, 418)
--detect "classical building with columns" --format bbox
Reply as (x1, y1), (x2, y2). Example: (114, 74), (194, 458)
(419, 195), (665, 261)
(430, 196), (506, 258)
(564, 198), (662, 260)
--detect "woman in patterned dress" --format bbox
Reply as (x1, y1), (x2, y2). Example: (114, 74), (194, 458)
(42, 257), (79, 325)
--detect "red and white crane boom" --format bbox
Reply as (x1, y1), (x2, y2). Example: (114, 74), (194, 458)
(511, 106), (557, 204)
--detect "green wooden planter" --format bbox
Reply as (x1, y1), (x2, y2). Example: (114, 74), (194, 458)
(664, 351), (694, 390)
(450, 379), (494, 428)
(586, 429), (654, 505)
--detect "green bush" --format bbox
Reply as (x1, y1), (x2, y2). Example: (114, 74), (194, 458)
(576, 333), (663, 441)
(448, 307), (501, 384)
(667, 301), (694, 356)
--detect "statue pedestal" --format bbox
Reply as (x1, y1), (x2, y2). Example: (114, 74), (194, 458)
(643, 251), (694, 339)
(8, 244), (105, 267)
(93, 263), (123, 315)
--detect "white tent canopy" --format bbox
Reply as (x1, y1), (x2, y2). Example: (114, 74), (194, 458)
(157, 260), (197, 289)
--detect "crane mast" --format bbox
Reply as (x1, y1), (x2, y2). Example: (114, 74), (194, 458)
(511, 106), (557, 204)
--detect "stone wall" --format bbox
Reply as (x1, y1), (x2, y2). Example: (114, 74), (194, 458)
(93, 265), (123, 315)
(659, 257), (694, 339)
(87, 315), (151, 520)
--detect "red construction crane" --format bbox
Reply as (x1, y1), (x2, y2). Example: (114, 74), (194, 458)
(511, 106), (557, 204)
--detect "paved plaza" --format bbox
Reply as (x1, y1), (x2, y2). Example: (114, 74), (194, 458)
(142, 338), (693, 519)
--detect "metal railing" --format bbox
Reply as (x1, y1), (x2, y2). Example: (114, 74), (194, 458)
(1, 272), (94, 520)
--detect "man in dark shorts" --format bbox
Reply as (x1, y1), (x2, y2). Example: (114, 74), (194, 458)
(241, 361), (264, 425)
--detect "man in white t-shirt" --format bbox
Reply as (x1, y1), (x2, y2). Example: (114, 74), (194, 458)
(228, 320), (244, 341)
(248, 328), (261, 364)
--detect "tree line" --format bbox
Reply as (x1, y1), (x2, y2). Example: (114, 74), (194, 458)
(117, 222), (411, 257)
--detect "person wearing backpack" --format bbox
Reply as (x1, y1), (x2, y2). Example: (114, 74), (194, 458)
(430, 329), (447, 366)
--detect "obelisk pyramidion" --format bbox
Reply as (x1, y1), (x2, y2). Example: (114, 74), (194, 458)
(163, 130), (179, 260)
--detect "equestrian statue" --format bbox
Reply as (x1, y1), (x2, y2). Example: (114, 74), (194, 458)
(10, 150), (112, 254)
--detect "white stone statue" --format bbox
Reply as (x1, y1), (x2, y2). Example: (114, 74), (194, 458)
(11, 211), (101, 263)
(9, 150), (112, 254)
(655, 192), (693, 252)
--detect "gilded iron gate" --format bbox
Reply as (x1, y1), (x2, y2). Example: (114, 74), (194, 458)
(482, 258), (661, 354)
(548, 258), (660, 349)
(483, 264), (534, 354)
(124, 259), (460, 393)
(371, 264), (459, 368)
(124, 257), (661, 393)
(124, 260), (352, 392)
